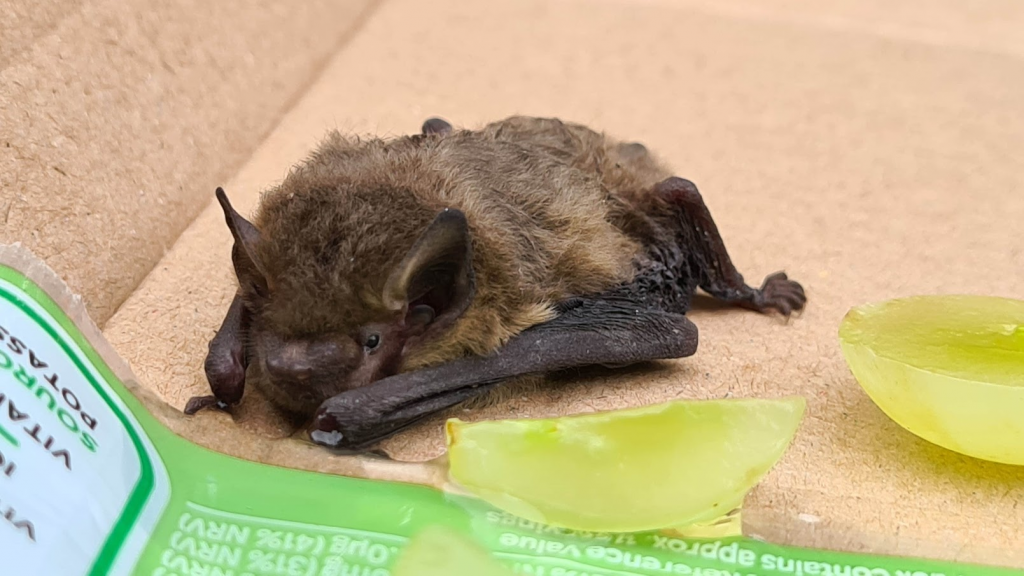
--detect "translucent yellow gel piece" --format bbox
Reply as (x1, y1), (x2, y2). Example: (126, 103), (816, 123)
(446, 396), (805, 532)
(840, 295), (1024, 465)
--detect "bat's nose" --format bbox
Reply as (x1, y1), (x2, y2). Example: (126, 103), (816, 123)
(265, 351), (313, 381)
(263, 337), (359, 389)
(264, 343), (317, 382)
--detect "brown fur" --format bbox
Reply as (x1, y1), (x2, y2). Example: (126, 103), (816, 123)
(193, 115), (806, 432)
(249, 116), (672, 381)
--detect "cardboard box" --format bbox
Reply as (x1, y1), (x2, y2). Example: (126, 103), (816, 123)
(4, 0), (1022, 567)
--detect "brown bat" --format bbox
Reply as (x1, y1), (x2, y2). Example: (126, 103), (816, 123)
(185, 116), (806, 452)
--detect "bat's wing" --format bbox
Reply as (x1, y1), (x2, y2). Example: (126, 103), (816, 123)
(186, 293), (249, 414)
(310, 293), (698, 451)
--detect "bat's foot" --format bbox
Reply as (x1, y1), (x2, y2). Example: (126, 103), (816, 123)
(652, 176), (808, 318)
(751, 272), (806, 316)
(183, 394), (229, 415)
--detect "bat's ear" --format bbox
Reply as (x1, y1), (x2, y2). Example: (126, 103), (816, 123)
(383, 208), (475, 336)
(215, 187), (268, 296)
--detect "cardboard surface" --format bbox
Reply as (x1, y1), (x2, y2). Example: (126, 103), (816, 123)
(6, 0), (1023, 568)
(0, 0), (378, 324)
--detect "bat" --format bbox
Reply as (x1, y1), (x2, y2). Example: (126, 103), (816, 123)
(184, 116), (806, 452)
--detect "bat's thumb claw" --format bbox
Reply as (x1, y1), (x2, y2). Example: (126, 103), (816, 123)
(309, 429), (345, 448)
(309, 410), (346, 449)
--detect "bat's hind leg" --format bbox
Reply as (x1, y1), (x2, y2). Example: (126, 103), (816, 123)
(655, 176), (806, 315)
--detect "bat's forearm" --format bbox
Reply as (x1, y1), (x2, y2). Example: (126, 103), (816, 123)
(310, 299), (698, 450)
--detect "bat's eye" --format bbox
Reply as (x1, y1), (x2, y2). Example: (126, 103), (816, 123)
(363, 333), (381, 351)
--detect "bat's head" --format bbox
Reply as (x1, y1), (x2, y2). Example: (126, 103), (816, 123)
(214, 186), (475, 417)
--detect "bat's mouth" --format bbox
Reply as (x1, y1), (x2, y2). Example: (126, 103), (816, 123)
(307, 382), (499, 452)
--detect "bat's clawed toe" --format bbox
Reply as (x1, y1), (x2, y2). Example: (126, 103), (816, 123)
(183, 394), (227, 415)
(756, 272), (807, 317)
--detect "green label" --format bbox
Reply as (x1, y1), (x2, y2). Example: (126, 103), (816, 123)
(0, 263), (1017, 576)
(0, 268), (169, 575)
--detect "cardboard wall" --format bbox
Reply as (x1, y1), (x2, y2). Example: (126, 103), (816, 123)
(5, 0), (1023, 568)
(0, 0), (379, 324)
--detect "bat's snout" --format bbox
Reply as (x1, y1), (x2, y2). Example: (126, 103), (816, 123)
(257, 334), (364, 412)
(264, 347), (316, 382)
(263, 335), (360, 376)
